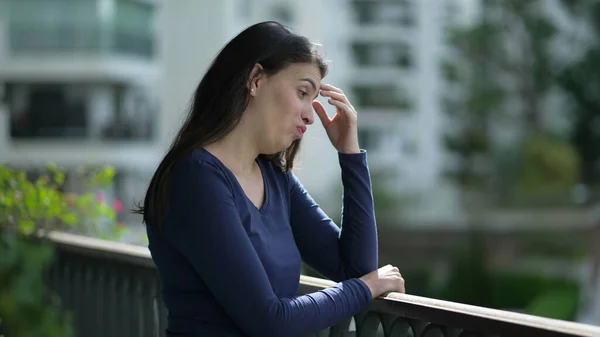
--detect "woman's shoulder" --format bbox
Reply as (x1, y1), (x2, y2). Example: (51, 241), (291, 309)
(175, 147), (225, 170)
(171, 148), (235, 191)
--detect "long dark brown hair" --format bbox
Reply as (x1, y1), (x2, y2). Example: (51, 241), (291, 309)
(132, 21), (328, 228)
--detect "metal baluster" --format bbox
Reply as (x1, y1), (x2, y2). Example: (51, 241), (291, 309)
(132, 271), (144, 337)
(419, 324), (446, 337)
(329, 317), (353, 337)
(355, 312), (383, 337)
(386, 316), (410, 337)
(61, 258), (73, 318)
(72, 257), (84, 335)
(117, 266), (132, 336)
(82, 262), (94, 337)
(142, 276), (158, 337)
(92, 262), (106, 337)
(106, 268), (118, 336)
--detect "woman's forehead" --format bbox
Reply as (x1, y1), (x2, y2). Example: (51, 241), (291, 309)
(280, 63), (322, 83)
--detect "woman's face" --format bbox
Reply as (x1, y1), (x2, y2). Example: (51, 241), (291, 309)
(247, 62), (322, 154)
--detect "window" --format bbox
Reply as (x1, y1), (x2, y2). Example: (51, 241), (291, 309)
(6, 82), (156, 141)
(351, 0), (415, 26)
(100, 86), (156, 140)
(358, 129), (379, 151)
(352, 42), (413, 68)
(8, 0), (101, 53)
(8, 83), (89, 139)
(114, 0), (155, 57)
(351, 84), (412, 110)
(7, 0), (155, 58)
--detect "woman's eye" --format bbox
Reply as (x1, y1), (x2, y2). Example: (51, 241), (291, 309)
(299, 90), (308, 97)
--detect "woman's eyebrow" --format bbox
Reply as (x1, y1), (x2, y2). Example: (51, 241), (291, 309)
(298, 78), (319, 99)
(298, 78), (317, 92)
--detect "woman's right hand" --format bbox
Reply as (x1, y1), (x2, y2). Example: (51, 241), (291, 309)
(359, 264), (405, 298)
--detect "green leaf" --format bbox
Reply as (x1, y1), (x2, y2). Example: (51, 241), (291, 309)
(61, 214), (78, 226)
(54, 171), (65, 186)
(18, 219), (35, 235)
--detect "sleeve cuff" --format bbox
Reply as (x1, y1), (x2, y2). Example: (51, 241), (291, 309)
(338, 150), (368, 167)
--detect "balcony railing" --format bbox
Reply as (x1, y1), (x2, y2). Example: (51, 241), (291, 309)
(27, 232), (600, 337)
(351, 0), (416, 27)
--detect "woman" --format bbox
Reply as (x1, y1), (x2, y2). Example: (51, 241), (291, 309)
(134, 21), (405, 337)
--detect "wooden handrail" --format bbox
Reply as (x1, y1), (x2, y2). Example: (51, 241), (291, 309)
(46, 231), (600, 337)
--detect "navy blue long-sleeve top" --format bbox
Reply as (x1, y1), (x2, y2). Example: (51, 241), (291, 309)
(146, 148), (378, 337)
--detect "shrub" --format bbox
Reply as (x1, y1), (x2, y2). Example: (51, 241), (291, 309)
(0, 163), (123, 337)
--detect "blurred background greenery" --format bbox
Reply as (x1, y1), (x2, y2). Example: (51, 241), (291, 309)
(0, 164), (122, 337)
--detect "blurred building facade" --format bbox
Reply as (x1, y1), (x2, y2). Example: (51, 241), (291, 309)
(342, 0), (463, 222)
(0, 0), (159, 163)
(0, 0), (473, 224)
(0, 0), (161, 225)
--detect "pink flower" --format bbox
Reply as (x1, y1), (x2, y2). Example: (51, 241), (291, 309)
(113, 199), (124, 213)
(97, 193), (106, 202)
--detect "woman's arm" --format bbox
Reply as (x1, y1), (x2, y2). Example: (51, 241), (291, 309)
(289, 150), (378, 282)
(162, 156), (372, 337)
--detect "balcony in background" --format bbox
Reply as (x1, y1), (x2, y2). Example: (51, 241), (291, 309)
(0, 0), (158, 84)
(0, 81), (160, 168)
(5, 81), (156, 142)
(8, 24), (153, 59)
(351, 84), (414, 112)
(352, 41), (414, 69)
(351, 0), (416, 27)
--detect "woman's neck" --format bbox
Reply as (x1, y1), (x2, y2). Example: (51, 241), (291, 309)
(204, 127), (260, 177)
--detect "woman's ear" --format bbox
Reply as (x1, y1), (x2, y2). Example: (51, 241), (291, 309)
(248, 63), (264, 96)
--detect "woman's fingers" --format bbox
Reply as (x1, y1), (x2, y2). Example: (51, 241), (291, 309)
(327, 99), (356, 121)
(320, 89), (347, 103)
(312, 100), (331, 126)
(321, 83), (343, 94)
(320, 84), (356, 116)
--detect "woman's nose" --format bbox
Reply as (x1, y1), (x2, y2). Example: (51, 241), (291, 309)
(302, 108), (314, 125)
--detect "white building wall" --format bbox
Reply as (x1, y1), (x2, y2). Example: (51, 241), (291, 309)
(157, 0), (241, 152)
(0, 0), (161, 169)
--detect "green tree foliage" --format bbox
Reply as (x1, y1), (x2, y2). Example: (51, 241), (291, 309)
(0, 163), (123, 337)
(494, 135), (581, 206)
(442, 0), (586, 201)
(556, 0), (600, 186)
(516, 133), (580, 195)
(441, 0), (505, 191)
(497, 0), (558, 132)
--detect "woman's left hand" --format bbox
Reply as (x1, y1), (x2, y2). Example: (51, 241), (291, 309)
(312, 84), (361, 154)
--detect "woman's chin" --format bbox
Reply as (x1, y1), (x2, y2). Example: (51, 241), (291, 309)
(264, 137), (299, 154)
(280, 138), (296, 151)
(262, 145), (288, 155)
